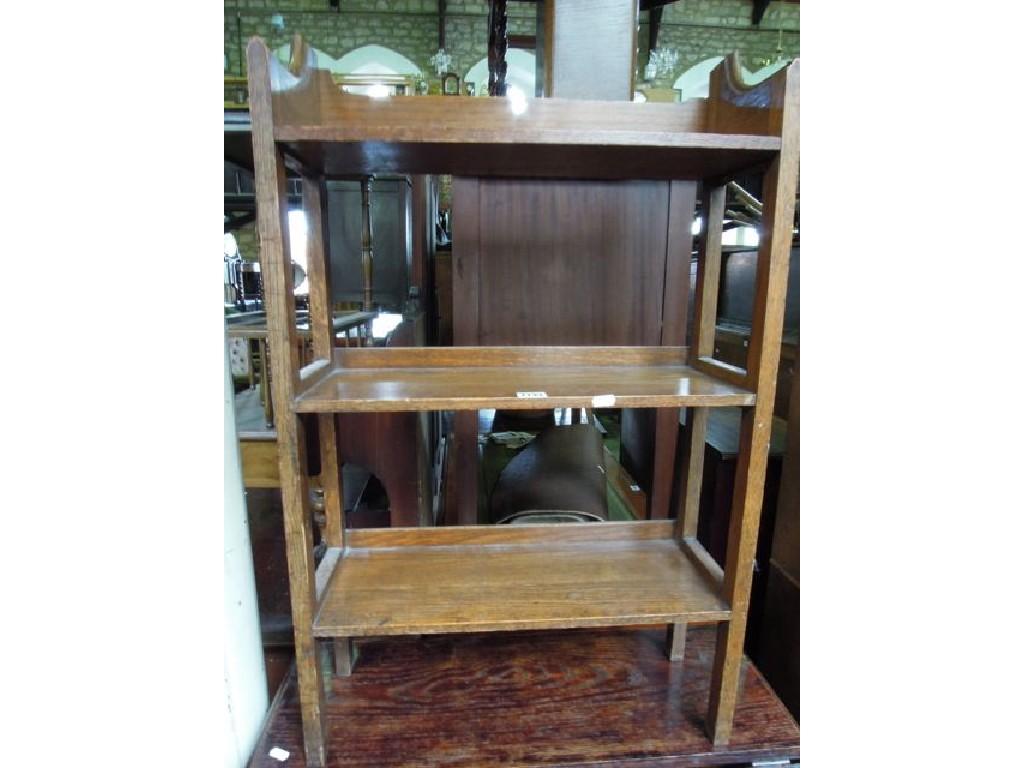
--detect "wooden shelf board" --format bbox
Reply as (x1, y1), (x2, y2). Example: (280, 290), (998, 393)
(267, 65), (782, 179)
(313, 526), (730, 637)
(294, 346), (755, 413)
(272, 94), (782, 150)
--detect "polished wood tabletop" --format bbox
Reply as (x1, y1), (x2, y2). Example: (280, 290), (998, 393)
(250, 626), (799, 768)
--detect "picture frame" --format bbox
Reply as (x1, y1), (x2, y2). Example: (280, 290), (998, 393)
(442, 72), (461, 96)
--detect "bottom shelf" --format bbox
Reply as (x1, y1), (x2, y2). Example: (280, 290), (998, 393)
(314, 522), (730, 637)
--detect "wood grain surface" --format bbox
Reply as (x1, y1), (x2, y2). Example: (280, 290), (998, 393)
(707, 60), (800, 746)
(313, 537), (730, 637)
(469, 179), (672, 346)
(250, 626), (799, 768)
(347, 519), (674, 547)
(332, 346), (688, 367)
(248, 35), (327, 764)
(295, 362), (755, 412)
(246, 32), (801, 761)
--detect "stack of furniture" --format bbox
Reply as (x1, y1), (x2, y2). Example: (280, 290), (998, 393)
(247, 34), (798, 765)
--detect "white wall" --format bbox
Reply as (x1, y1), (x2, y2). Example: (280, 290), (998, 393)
(223, 338), (268, 768)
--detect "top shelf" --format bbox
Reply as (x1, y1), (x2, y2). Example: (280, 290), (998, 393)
(250, 38), (796, 180)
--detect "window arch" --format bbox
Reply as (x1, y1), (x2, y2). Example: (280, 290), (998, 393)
(463, 49), (536, 97)
(273, 43), (422, 76)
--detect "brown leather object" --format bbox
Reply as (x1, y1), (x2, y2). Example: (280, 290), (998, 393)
(490, 424), (608, 524)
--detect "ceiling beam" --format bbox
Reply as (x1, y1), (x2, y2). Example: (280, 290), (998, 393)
(439, 0), (446, 50)
(648, 5), (663, 53)
(639, 0), (678, 11)
(752, 0), (771, 25)
(508, 34), (536, 49)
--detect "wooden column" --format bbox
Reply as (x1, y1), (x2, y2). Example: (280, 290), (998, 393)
(487, 0), (508, 96)
(247, 37), (327, 767)
(303, 176), (345, 549)
(648, 408), (677, 519)
(650, 180), (697, 520)
(676, 183), (725, 539)
(676, 407), (708, 538)
(454, 410), (479, 524)
(360, 176), (374, 311)
(451, 177), (480, 525)
(542, 0), (638, 100)
(707, 63), (799, 746)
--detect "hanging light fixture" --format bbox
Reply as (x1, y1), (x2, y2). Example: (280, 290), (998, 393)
(429, 48), (453, 76)
(645, 47), (679, 80)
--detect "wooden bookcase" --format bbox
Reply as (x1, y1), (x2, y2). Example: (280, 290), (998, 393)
(246, 35), (798, 766)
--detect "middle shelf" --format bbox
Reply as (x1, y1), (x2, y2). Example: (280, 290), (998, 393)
(313, 521), (731, 637)
(294, 346), (755, 413)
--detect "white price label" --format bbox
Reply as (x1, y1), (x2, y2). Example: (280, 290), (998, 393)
(516, 391), (548, 399)
(591, 394), (616, 407)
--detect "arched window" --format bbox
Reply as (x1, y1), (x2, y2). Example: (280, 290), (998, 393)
(463, 49), (536, 97)
(274, 43), (421, 76)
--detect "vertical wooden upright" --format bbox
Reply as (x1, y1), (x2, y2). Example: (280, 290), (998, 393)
(360, 177), (374, 311)
(650, 180), (697, 521)
(677, 183), (726, 538)
(451, 177), (481, 525)
(246, 38), (327, 766)
(303, 175), (345, 549)
(706, 61), (799, 746)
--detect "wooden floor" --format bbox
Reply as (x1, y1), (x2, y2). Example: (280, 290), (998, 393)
(250, 626), (799, 767)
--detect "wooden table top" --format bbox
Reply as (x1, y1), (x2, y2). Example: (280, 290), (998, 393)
(250, 626), (799, 767)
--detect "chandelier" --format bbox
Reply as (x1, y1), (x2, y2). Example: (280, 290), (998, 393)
(430, 48), (453, 76)
(645, 47), (679, 80)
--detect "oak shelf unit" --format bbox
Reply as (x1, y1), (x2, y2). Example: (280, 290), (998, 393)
(247, 34), (798, 767)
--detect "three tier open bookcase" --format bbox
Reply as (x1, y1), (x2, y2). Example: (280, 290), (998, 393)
(246, 35), (798, 766)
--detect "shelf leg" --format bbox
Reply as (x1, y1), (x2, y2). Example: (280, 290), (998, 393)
(675, 407), (709, 540)
(333, 638), (356, 677)
(650, 407), (680, 519)
(705, 59), (798, 747)
(454, 410), (479, 525)
(247, 37), (328, 767)
(666, 622), (687, 661)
